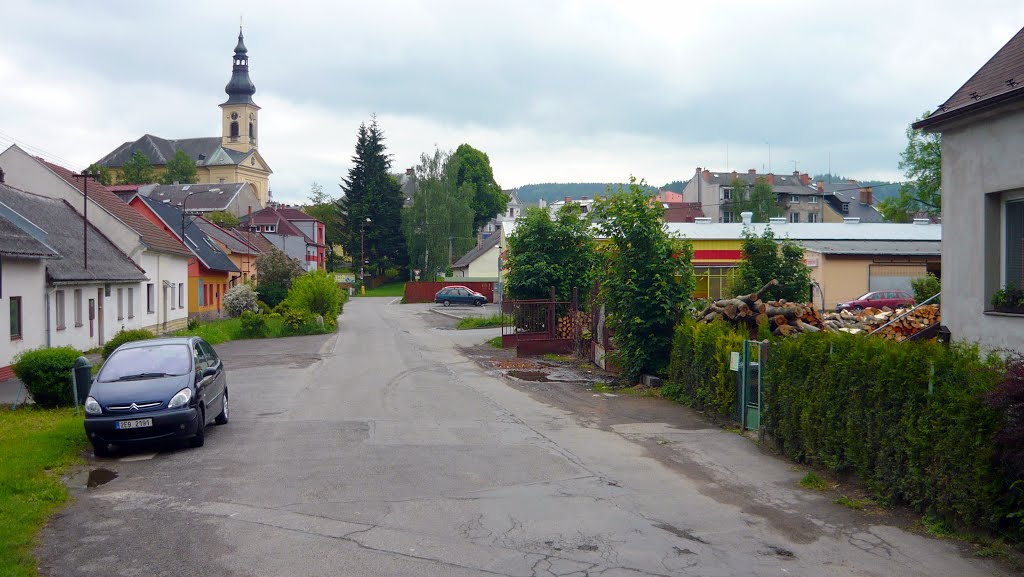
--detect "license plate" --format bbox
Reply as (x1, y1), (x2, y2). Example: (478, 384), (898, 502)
(115, 418), (153, 430)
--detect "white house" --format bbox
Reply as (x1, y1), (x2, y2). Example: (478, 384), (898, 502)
(0, 145), (192, 336)
(914, 25), (1024, 350)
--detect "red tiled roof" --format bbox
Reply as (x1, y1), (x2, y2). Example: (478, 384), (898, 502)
(38, 159), (192, 258)
(663, 202), (705, 223)
(106, 184), (141, 193)
(244, 207), (314, 243)
(275, 207), (321, 222)
(916, 25), (1024, 129)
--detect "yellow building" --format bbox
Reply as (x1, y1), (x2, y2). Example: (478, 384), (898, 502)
(95, 28), (272, 206)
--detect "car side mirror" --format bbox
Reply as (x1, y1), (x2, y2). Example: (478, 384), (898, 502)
(202, 367), (218, 378)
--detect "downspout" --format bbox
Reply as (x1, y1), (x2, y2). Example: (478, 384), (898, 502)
(44, 286), (57, 348)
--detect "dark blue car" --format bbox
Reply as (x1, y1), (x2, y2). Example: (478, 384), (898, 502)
(84, 336), (228, 456)
(435, 286), (487, 307)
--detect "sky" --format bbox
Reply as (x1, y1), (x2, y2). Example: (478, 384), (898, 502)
(1, 1), (1022, 204)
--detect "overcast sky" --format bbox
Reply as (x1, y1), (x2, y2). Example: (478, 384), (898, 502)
(1, 1), (1022, 203)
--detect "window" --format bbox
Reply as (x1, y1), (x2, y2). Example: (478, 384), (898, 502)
(55, 290), (65, 330)
(807, 213), (819, 223)
(117, 288), (124, 320)
(127, 288), (134, 319)
(790, 195), (801, 204)
(1005, 199), (1024, 290)
(193, 341), (209, 371)
(74, 289), (83, 327)
(147, 283), (155, 313)
(230, 121), (239, 139)
(808, 195), (819, 204)
(721, 187), (733, 201)
(790, 212), (801, 223)
(179, 283), (185, 308)
(841, 202), (850, 214)
(722, 211), (734, 223)
(170, 284), (175, 310)
(9, 296), (22, 340)
(218, 178), (226, 184)
(198, 279), (204, 307)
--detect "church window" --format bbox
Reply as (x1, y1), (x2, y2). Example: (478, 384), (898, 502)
(249, 122), (255, 138)
(230, 121), (239, 139)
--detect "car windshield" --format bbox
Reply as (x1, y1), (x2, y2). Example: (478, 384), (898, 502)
(856, 292), (876, 300)
(98, 344), (192, 382)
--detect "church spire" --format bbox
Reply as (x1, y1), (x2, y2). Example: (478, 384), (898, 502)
(223, 27), (256, 105)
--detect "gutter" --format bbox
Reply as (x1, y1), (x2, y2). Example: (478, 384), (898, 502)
(914, 86), (1024, 131)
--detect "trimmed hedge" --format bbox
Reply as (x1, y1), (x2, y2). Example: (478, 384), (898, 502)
(764, 333), (1020, 537)
(12, 347), (82, 407)
(102, 329), (155, 359)
(664, 319), (745, 415)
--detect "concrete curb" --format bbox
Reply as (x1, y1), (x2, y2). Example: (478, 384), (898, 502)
(430, 308), (466, 321)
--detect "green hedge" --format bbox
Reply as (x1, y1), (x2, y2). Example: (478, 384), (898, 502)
(763, 332), (1020, 536)
(102, 329), (155, 359)
(664, 319), (745, 415)
(12, 347), (82, 408)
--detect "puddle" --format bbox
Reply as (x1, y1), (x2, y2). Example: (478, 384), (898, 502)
(507, 370), (552, 382)
(86, 468), (118, 488)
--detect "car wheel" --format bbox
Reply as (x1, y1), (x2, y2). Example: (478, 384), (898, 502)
(443, 299), (451, 307)
(854, 306), (863, 312)
(474, 299), (483, 307)
(190, 408), (206, 448)
(91, 440), (112, 458)
(215, 389), (229, 425)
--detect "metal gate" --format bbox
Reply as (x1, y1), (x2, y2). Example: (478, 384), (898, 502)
(736, 340), (766, 430)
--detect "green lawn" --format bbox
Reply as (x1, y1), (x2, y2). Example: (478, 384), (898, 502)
(0, 407), (87, 577)
(456, 314), (508, 330)
(360, 282), (407, 297)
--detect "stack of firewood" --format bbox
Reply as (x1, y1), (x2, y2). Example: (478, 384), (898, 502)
(556, 311), (589, 339)
(697, 280), (824, 337)
(822, 304), (939, 339)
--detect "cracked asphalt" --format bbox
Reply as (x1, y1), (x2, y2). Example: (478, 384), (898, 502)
(38, 298), (1008, 576)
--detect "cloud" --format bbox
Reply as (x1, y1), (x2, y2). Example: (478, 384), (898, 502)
(1, 0), (1022, 203)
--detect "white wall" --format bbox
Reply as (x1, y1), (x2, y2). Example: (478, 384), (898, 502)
(138, 252), (189, 334)
(939, 106), (1024, 351)
(1, 257), (47, 369)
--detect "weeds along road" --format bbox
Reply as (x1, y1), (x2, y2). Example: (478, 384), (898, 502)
(39, 298), (1005, 577)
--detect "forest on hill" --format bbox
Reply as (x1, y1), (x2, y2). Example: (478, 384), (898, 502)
(514, 182), (660, 205)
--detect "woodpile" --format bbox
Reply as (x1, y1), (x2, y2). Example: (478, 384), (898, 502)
(697, 280), (825, 337)
(822, 304), (940, 340)
(556, 310), (589, 340)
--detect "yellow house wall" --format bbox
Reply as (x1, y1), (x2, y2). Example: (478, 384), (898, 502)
(189, 273), (232, 315)
(822, 203), (845, 223)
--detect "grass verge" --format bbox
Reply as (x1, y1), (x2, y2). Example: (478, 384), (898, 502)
(799, 472), (830, 491)
(456, 314), (508, 330)
(173, 316), (333, 345)
(360, 282), (407, 297)
(0, 407), (87, 577)
(486, 336), (503, 348)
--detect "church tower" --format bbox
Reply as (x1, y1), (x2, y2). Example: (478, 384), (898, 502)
(220, 27), (260, 152)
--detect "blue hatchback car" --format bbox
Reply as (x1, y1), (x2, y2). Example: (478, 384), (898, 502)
(434, 286), (487, 307)
(84, 336), (228, 456)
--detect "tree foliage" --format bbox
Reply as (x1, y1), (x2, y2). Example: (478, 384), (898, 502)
(206, 210), (240, 228)
(223, 284), (259, 317)
(911, 272), (941, 303)
(303, 182), (344, 270)
(879, 112), (941, 222)
(402, 147), (475, 280)
(338, 117), (407, 275)
(505, 204), (598, 301)
(85, 163), (113, 186)
(728, 176), (782, 223)
(452, 143), (509, 231)
(734, 227), (810, 302)
(593, 178), (695, 382)
(119, 151), (156, 185)
(255, 249), (303, 288)
(160, 150), (198, 185)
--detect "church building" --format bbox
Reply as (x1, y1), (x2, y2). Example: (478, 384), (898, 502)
(95, 28), (273, 206)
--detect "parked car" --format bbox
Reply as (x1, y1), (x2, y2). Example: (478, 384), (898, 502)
(836, 290), (915, 312)
(84, 336), (228, 456)
(435, 286), (488, 307)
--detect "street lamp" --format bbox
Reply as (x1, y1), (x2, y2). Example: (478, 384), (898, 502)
(181, 190), (200, 243)
(360, 217), (371, 295)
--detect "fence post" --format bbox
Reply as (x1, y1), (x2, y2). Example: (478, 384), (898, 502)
(549, 287), (556, 338)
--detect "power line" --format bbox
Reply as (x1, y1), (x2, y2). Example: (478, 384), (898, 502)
(0, 131), (88, 172)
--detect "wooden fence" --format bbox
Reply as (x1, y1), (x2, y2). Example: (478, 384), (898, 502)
(403, 281), (495, 303)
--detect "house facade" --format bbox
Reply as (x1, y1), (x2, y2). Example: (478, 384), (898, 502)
(241, 206), (324, 271)
(136, 182), (262, 219)
(94, 29), (272, 206)
(130, 196), (241, 317)
(0, 145), (191, 335)
(914, 25), (1024, 350)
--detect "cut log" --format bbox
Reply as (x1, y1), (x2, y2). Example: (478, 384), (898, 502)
(794, 320), (821, 333)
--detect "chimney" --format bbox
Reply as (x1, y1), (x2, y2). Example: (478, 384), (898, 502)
(564, 196), (571, 203)
(731, 170), (737, 180)
(748, 168), (756, 175)
(799, 173), (810, 186)
(767, 173), (775, 185)
(702, 169), (711, 182)
(859, 186), (873, 205)
(740, 211), (753, 225)
(816, 182), (825, 193)
(406, 168), (414, 176)
(792, 170), (800, 177)
(847, 179), (857, 184)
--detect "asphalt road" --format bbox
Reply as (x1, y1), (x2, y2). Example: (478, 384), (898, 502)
(39, 298), (1006, 576)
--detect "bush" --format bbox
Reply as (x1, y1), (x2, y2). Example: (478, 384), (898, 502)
(287, 270), (343, 320)
(239, 310), (268, 338)
(224, 284), (259, 317)
(13, 347), (82, 407)
(911, 273), (941, 303)
(762, 333), (1016, 536)
(259, 282), (289, 308)
(256, 300), (271, 314)
(664, 319), (745, 414)
(102, 328), (155, 359)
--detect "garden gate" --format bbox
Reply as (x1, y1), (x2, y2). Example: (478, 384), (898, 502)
(736, 340), (767, 430)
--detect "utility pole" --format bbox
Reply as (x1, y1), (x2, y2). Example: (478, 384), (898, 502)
(72, 170), (96, 269)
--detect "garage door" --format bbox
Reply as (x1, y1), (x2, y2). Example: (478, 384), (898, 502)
(868, 264), (927, 293)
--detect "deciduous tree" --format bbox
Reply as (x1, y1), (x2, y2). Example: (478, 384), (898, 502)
(734, 227), (810, 302)
(160, 150), (198, 185)
(452, 144), (509, 231)
(303, 182), (344, 271)
(85, 163), (113, 186)
(729, 176), (781, 223)
(879, 112), (941, 222)
(119, 151), (156, 185)
(505, 204), (597, 301)
(206, 210), (240, 228)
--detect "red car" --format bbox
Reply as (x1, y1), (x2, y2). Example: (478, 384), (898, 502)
(836, 290), (915, 312)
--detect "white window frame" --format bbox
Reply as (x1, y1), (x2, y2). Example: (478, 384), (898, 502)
(74, 289), (83, 327)
(790, 195), (801, 204)
(789, 212), (801, 223)
(721, 187), (733, 201)
(808, 195), (819, 204)
(128, 287), (135, 319)
(808, 212), (819, 223)
(117, 288), (124, 320)
(178, 283), (185, 308)
(170, 284), (176, 310)
(147, 283), (155, 314)
(55, 290), (65, 330)
(722, 211), (734, 223)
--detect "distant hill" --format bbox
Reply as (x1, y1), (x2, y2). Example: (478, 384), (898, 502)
(514, 182), (662, 206)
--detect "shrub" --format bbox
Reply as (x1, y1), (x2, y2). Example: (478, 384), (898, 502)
(256, 300), (271, 314)
(664, 319), (745, 414)
(223, 284), (259, 317)
(258, 282), (289, 308)
(13, 347), (82, 407)
(911, 273), (941, 303)
(238, 310), (267, 338)
(283, 308), (310, 332)
(102, 329), (155, 359)
(287, 270), (343, 320)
